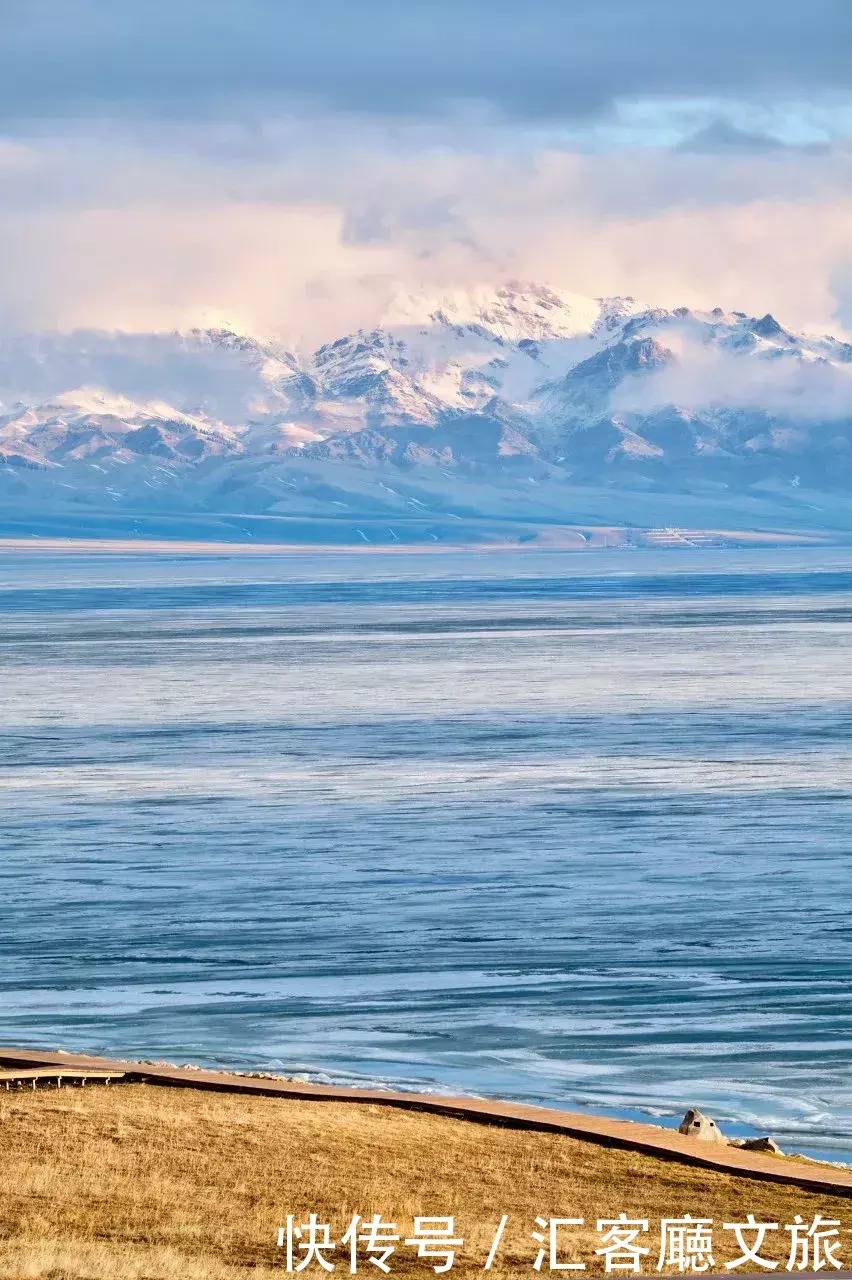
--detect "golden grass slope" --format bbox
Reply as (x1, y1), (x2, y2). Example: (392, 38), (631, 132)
(1, 1083), (850, 1279)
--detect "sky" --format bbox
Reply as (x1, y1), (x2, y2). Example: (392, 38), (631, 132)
(1, 0), (851, 344)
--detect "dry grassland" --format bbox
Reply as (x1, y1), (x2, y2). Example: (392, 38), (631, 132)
(1, 1083), (850, 1279)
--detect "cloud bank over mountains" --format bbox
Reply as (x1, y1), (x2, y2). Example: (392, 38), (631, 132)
(0, 2), (850, 346)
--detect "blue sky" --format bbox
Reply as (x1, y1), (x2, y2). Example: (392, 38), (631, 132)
(0, 1), (850, 341)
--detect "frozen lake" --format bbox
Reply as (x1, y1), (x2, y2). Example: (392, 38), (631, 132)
(2, 545), (852, 1157)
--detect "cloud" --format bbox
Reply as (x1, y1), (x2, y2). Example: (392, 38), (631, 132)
(2, 1), (852, 126)
(612, 332), (852, 421)
(677, 120), (832, 155)
(0, 200), (413, 347)
(0, 169), (848, 347)
(0, 122), (849, 346)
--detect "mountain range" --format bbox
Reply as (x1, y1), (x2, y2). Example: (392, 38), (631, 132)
(3, 283), (852, 545)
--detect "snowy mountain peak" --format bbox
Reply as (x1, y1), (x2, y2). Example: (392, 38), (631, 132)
(381, 281), (627, 343)
(3, 283), (852, 540)
(48, 385), (209, 426)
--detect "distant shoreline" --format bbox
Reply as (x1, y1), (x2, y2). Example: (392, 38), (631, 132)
(0, 528), (838, 555)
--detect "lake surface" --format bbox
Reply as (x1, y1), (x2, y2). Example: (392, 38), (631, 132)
(2, 545), (852, 1157)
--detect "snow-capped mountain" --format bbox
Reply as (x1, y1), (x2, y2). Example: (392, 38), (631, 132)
(3, 283), (852, 543)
